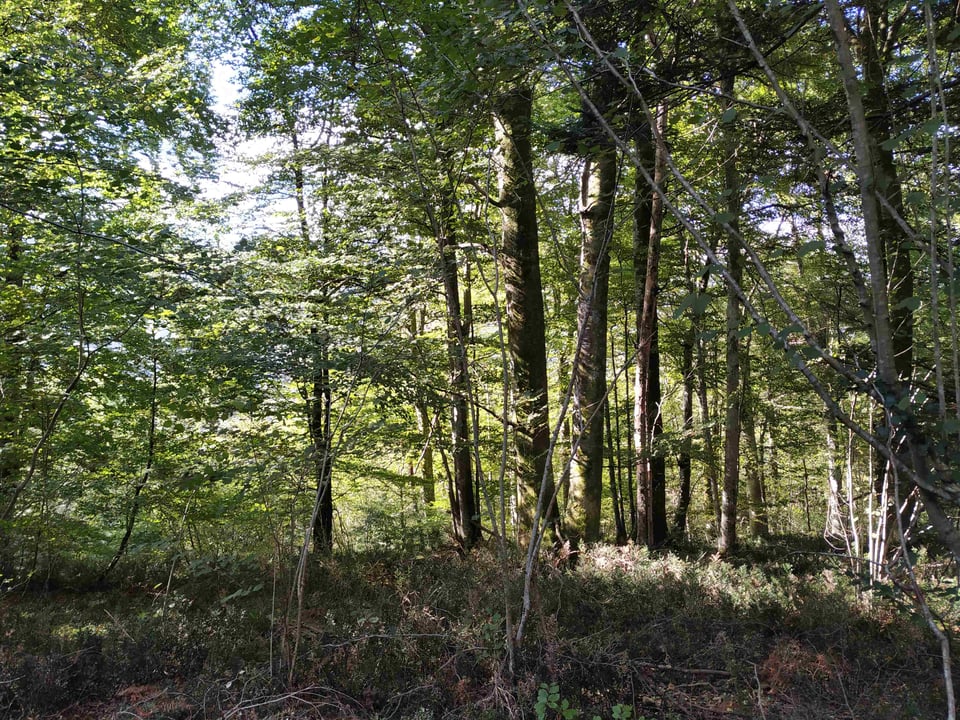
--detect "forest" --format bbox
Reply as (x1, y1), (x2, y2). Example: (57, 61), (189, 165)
(1, 0), (959, 717)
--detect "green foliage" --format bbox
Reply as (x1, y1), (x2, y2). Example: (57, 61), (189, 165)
(2, 546), (946, 719)
(536, 682), (578, 720)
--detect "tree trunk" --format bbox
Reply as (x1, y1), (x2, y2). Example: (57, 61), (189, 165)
(288, 126), (335, 554)
(674, 317), (694, 537)
(633, 104), (669, 547)
(569, 147), (617, 546)
(438, 193), (480, 549)
(824, 410), (845, 540)
(494, 84), (557, 539)
(410, 308), (436, 504)
(609, 329), (629, 545)
(605, 399), (627, 545)
(308, 328), (333, 553)
(858, 0), (921, 567)
(99, 353), (159, 582)
(719, 75), (743, 557)
(741, 344), (768, 538)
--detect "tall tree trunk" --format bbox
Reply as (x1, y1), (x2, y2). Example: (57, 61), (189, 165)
(569, 146), (617, 546)
(609, 329), (629, 545)
(99, 353), (159, 581)
(858, 0), (921, 566)
(859, 0), (913, 381)
(494, 85), (557, 539)
(674, 317), (694, 537)
(438, 193), (481, 549)
(696, 326), (721, 533)
(719, 75), (743, 557)
(605, 399), (627, 545)
(741, 344), (768, 538)
(688, 231), (722, 533)
(410, 308), (435, 504)
(824, 410), (845, 540)
(289, 126), (335, 554)
(308, 328), (333, 553)
(633, 104), (668, 547)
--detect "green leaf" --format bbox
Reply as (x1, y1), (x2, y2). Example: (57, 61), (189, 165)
(797, 239), (824, 257)
(673, 291), (711, 318)
(895, 296), (922, 311)
(720, 106), (737, 124)
(904, 190), (927, 206)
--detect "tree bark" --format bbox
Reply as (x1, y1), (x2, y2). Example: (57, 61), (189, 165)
(674, 302), (695, 538)
(634, 103), (669, 548)
(741, 344), (768, 538)
(569, 147), (617, 546)
(494, 84), (557, 539)
(410, 308), (435, 504)
(824, 410), (845, 540)
(719, 74), (743, 557)
(438, 193), (480, 549)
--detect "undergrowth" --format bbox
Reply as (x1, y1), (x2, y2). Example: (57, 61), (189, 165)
(0, 541), (953, 719)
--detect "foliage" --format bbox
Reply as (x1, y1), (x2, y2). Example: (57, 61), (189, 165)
(2, 0), (959, 715)
(0, 545), (949, 718)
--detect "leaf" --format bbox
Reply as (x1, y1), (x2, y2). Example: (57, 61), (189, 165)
(797, 239), (824, 257)
(777, 323), (804, 341)
(895, 296), (922, 311)
(720, 106), (737, 124)
(904, 191), (927, 206)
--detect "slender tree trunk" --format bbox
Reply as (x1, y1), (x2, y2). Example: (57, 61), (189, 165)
(99, 354), (159, 582)
(689, 233), (721, 533)
(308, 327), (333, 553)
(719, 75), (743, 556)
(289, 126), (335, 554)
(438, 193), (480, 549)
(741, 344), (768, 538)
(494, 85), (557, 539)
(605, 399), (627, 545)
(858, 0), (922, 567)
(674, 309), (694, 537)
(570, 147), (617, 546)
(609, 330), (629, 543)
(633, 103), (668, 547)
(824, 410), (845, 540)
(410, 309), (436, 504)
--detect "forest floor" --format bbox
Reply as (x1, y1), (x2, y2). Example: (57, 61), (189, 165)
(0, 538), (956, 719)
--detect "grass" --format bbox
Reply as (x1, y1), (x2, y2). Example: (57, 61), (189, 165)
(0, 539), (954, 719)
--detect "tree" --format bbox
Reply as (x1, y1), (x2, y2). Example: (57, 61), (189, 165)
(634, 103), (669, 548)
(494, 84), (558, 538)
(0, 0), (214, 568)
(567, 1), (620, 547)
